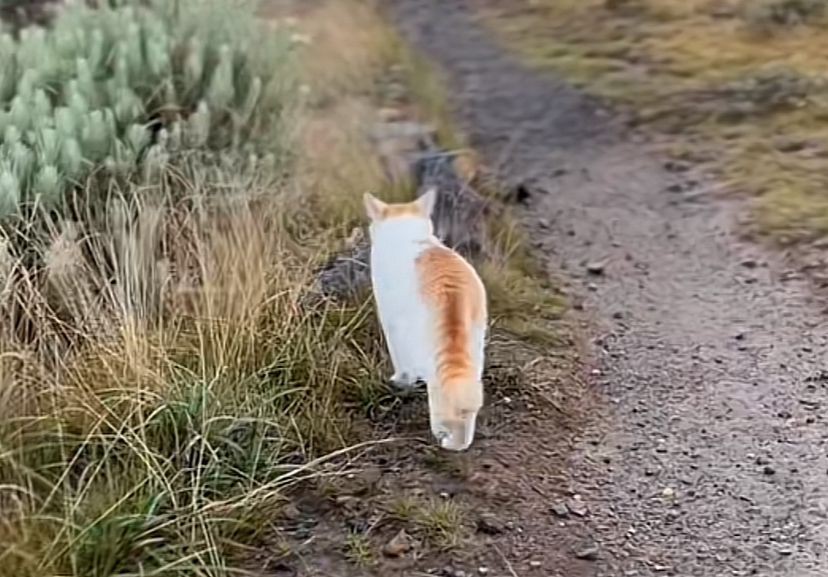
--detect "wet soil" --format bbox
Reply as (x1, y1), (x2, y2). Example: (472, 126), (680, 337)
(384, 1), (828, 576)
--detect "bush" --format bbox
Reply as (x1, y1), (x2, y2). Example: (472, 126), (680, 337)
(0, 0), (297, 219)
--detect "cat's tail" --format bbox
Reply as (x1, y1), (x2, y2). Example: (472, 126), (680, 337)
(417, 245), (487, 450)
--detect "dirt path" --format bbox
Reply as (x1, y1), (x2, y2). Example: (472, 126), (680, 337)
(387, 1), (828, 576)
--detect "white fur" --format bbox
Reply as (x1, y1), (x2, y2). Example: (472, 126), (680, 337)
(365, 192), (487, 452)
(368, 209), (438, 388)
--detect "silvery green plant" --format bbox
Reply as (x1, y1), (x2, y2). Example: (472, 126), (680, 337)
(0, 0), (297, 219)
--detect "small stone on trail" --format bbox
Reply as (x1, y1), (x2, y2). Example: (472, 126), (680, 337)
(378, 107), (405, 122)
(665, 182), (684, 193)
(529, 560), (542, 568)
(574, 546), (599, 561)
(662, 487), (675, 498)
(478, 568), (489, 576)
(664, 160), (691, 173)
(551, 501), (570, 517)
(567, 497), (588, 517)
(383, 529), (413, 558)
(586, 260), (606, 275)
(476, 514), (504, 535)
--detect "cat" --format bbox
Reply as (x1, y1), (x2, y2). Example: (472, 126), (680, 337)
(364, 189), (487, 451)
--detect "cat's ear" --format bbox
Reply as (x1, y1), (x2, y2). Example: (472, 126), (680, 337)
(417, 187), (437, 218)
(363, 193), (386, 221)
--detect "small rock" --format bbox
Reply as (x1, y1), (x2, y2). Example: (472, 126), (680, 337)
(763, 465), (776, 476)
(665, 182), (685, 193)
(281, 503), (302, 521)
(567, 498), (588, 517)
(586, 261), (606, 275)
(378, 107), (405, 122)
(662, 487), (675, 498)
(664, 160), (691, 173)
(476, 514), (504, 535)
(478, 568), (489, 576)
(574, 546), (599, 561)
(383, 529), (413, 558)
(550, 502), (570, 517)
(774, 137), (809, 153)
(529, 560), (542, 568)
(511, 183), (532, 204)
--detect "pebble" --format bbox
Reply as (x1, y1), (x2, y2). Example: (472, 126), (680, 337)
(567, 497), (588, 517)
(586, 260), (607, 275)
(529, 560), (542, 568)
(574, 546), (599, 560)
(382, 529), (413, 558)
(478, 568), (489, 576)
(476, 514), (504, 535)
(551, 501), (570, 517)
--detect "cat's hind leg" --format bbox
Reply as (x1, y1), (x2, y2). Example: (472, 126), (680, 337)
(387, 320), (428, 389)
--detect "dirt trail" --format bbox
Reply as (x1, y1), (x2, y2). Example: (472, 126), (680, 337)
(387, 1), (828, 575)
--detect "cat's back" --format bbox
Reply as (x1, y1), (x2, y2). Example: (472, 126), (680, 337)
(370, 236), (429, 314)
(415, 244), (486, 322)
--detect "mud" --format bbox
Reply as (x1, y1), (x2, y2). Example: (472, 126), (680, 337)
(386, 1), (828, 575)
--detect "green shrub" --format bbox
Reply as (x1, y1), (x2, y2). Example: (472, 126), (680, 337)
(0, 0), (297, 219)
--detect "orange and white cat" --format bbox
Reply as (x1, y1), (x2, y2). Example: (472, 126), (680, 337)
(364, 189), (487, 451)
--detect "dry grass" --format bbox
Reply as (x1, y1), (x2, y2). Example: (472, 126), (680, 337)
(387, 495), (468, 550)
(482, 0), (828, 242)
(0, 1), (401, 574)
(0, 169), (392, 575)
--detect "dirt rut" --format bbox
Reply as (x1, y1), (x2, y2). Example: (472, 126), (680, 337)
(387, 1), (828, 575)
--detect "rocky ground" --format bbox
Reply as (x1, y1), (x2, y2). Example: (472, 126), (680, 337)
(382, 1), (828, 576)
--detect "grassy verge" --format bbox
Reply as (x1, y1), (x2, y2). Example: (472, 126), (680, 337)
(0, 0), (391, 574)
(480, 0), (828, 244)
(0, 0), (571, 574)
